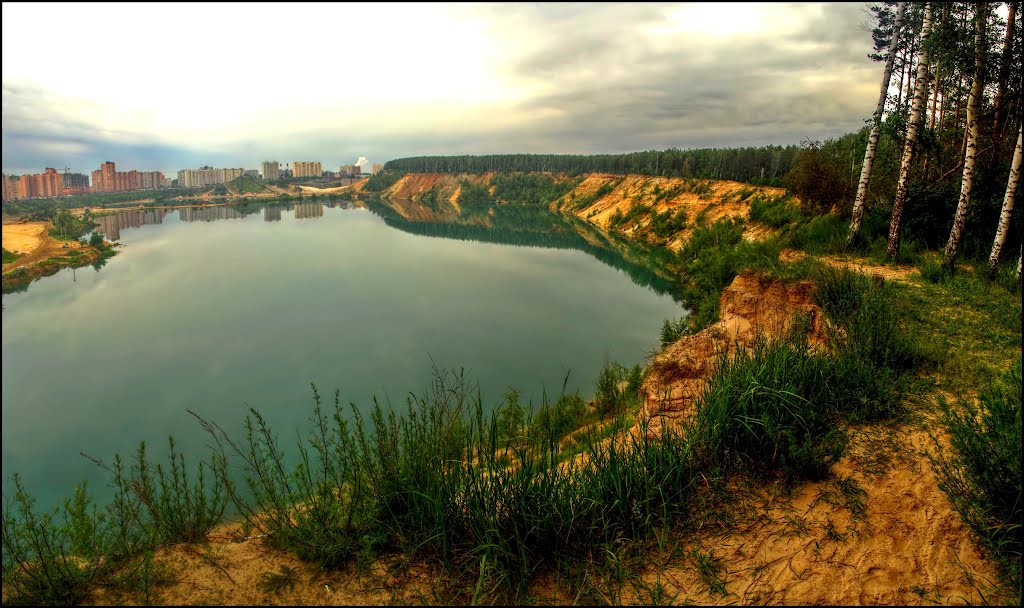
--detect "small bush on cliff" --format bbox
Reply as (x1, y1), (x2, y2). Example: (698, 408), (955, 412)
(363, 171), (404, 192)
(690, 335), (848, 481)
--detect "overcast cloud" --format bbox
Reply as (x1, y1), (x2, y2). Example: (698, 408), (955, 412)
(2, 2), (881, 176)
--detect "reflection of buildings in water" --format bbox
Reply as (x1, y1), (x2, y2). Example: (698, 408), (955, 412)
(93, 208), (169, 241)
(293, 202), (324, 219)
(178, 206), (247, 223)
(324, 200), (355, 209)
(263, 205), (282, 222)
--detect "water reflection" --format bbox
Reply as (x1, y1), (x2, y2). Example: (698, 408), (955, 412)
(94, 208), (170, 240)
(263, 206), (282, 222)
(179, 205), (252, 223)
(293, 202), (324, 219)
(88, 199), (684, 301)
(364, 198), (685, 302)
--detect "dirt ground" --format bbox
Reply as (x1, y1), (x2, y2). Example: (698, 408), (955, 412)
(2, 221), (48, 254)
(2, 221), (88, 272)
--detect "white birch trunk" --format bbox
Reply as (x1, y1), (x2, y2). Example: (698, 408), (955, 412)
(943, 3), (988, 268)
(887, 3), (934, 258)
(848, 2), (908, 246)
(1017, 244), (1022, 284)
(992, 1), (1016, 138)
(988, 125), (1023, 276)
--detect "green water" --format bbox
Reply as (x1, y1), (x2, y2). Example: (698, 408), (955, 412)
(2, 201), (686, 509)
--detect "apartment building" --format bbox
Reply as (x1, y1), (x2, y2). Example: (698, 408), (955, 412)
(261, 161), (281, 181)
(291, 161), (322, 178)
(176, 166), (245, 188)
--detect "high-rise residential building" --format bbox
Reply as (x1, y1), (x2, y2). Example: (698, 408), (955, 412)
(340, 164), (360, 177)
(176, 166), (245, 188)
(261, 161), (280, 181)
(370, 163), (384, 175)
(61, 172), (89, 195)
(89, 161), (164, 193)
(18, 168), (64, 199)
(291, 161), (322, 178)
(2, 174), (22, 202)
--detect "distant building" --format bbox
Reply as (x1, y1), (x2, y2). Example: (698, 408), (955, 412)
(17, 168), (64, 199)
(161, 178), (174, 188)
(89, 161), (163, 193)
(176, 166), (244, 188)
(340, 164), (360, 177)
(244, 169), (259, 178)
(2, 174), (22, 202)
(261, 161), (281, 181)
(291, 161), (322, 178)
(370, 163), (384, 175)
(61, 171), (90, 195)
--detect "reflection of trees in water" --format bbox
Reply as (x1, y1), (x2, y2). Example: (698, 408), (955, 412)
(364, 198), (684, 302)
(93, 209), (170, 241)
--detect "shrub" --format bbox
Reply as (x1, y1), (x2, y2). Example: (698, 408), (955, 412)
(533, 393), (588, 443)
(782, 140), (849, 215)
(1, 477), (103, 606)
(128, 438), (228, 544)
(748, 193), (800, 228)
(660, 317), (689, 348)
(690, 336), (847, 481)
(594, 362), (643, 416)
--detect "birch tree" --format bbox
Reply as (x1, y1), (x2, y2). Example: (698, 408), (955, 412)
(848, 1), (908, 247)
(992, 1), (1016, 139)
(887, 2), (934, 259)
(943, 2), (988, 269)
(987, 125), (1022, 277)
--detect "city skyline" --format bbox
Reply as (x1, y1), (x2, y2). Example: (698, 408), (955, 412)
(6, 3), (887, 176)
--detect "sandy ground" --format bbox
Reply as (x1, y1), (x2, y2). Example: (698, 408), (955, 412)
(2, 221), (89, 273)
(552, 174), (788, 250)
(635, 271), (1004, 604)
(780, 248), (921, 282)
(2, 221), (48, 254)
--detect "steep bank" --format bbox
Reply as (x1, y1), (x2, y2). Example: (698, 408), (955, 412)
(372, 172), (788, 250)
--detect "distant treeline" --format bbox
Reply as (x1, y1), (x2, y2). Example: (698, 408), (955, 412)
(382, 147), (801, 186)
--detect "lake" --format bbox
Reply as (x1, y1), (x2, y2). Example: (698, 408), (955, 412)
(1, 200), (686, 510)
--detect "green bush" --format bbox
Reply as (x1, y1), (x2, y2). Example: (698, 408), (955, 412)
(1, 477), (103, 606)
(594, 362), (643, 416)
(660, 317), (689, 348)
(128, 438), (227, 544)
(691, 336), (847, 481)
(748, 193), (800, 228)
(533, 393), (588, 443)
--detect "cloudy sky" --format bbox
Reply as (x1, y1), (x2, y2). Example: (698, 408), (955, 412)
(2, 2), (882, 176)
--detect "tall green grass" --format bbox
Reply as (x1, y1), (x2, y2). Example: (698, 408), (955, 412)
(931, 358), (1022, 602)
(812, 266), (928, 422)
(2, 268), (935, 603)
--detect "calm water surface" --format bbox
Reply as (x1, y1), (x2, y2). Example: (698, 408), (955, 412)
(2, 202), (685, 509)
